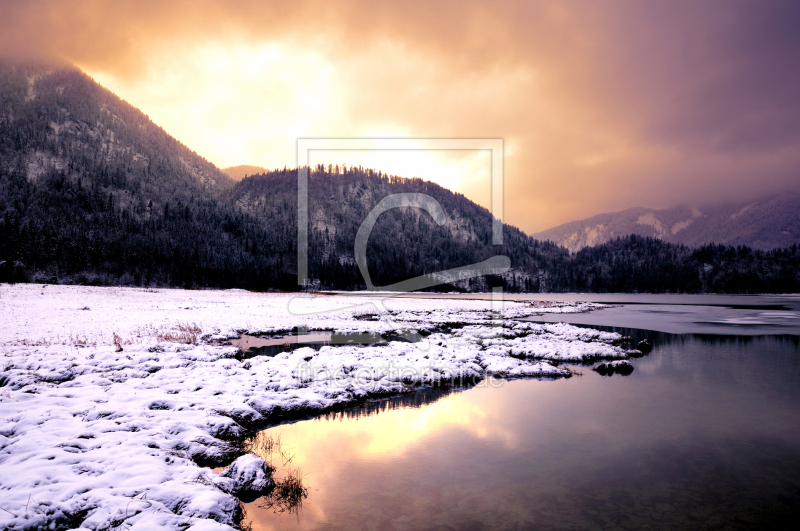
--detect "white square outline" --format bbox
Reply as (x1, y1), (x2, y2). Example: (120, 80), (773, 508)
(296, 138), (504, 286)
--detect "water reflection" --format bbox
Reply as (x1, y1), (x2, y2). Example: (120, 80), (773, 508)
(321, 386), (456, 421)
(240, 391), (459, 520)
(232, 331), (422, 358)
(240, 331), (800, 530)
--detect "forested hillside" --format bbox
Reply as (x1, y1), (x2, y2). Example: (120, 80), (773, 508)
(0, 60), (279, 287)
(227, 166), (565, 291)
(0, 59), (232, 194)
(1, 60), (798, 293)
(541, 235), (800, 294)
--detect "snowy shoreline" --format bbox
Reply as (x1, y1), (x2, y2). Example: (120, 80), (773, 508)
(0, 285), (637, 530)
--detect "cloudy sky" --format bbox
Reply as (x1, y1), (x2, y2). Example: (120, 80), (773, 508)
(2, 0), (799, 233)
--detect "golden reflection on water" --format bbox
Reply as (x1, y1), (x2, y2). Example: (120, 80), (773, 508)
(239, 334), (800, 530)
(243, 383), (527, 530)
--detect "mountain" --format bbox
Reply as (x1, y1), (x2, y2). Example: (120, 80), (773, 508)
(222, 164), (269, 181)
(0, 59), (277, 287)
(0, 59), (233, 196)
(225, 166), (565, 290)
(0, 59), (565, 290)
(1, 60), (797, 293)
(532, 194), (800, 253)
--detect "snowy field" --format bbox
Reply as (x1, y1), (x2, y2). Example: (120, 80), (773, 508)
(0, 284), (637, 530)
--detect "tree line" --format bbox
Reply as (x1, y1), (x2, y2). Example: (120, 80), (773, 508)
(2, 166), (799, 293)
(1, 61), (798, 293)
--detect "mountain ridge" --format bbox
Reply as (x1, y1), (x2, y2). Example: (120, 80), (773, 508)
(0, 58), (234, 196)
(532, 193), (800, 252)
(1, 59), (798, 293)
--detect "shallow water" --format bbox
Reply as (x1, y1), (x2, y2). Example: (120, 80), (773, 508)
(240, 301), (800, 531)
(231, 331), (421, 358)
(525, 295), (800, 336)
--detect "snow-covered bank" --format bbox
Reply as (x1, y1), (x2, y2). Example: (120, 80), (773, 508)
(0, 285), (633, 530)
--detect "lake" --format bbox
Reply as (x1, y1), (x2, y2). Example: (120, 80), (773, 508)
(240, 295), (800, 530)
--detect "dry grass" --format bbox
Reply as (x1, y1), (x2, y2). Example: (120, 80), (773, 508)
(259, 467), (308, 515)
(243, 432), (295, 466)
(176, 322), (202, 333)
(155, 330), (197, 344)
(155, 322), (202, 344)
(5, 338), (53, 347)
(2, 321), (205, 350)
(239, 431), (308, 515)
(2, 332), (106, 348)
(69, 333), (96, 347)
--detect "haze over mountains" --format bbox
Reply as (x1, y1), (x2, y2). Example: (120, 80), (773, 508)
(533, 194), (800, 253)
(1, 60), (798, 293)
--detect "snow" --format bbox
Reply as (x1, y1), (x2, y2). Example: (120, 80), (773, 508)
(636, 213), (665, 235)
(671, 218), (693, 234)
(730, 204), (753, 219)
(0, 284), (632, 530)
(563, 225), (606, 250)
(215, 454), (273, 497)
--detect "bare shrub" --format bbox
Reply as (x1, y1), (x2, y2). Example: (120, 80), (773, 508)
(259, 466), (308, 515)
(176, 322), (202, 334)
(112, 333), (123, 352)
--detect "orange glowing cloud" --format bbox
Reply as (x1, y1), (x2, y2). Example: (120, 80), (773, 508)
(2, 0), (799, 232)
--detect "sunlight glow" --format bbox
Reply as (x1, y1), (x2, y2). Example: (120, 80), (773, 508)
(81, 39), (498, 211)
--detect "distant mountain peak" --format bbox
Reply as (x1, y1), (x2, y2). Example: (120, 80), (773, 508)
(532, 192), (800, 252)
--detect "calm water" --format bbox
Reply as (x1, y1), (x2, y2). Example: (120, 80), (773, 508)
(523, 294), (800, 336)
(241, 297), (800, 531)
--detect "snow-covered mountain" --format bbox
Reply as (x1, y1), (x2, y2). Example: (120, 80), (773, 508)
(0, 59), (234, 198)
(532, 193), (800, 252)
